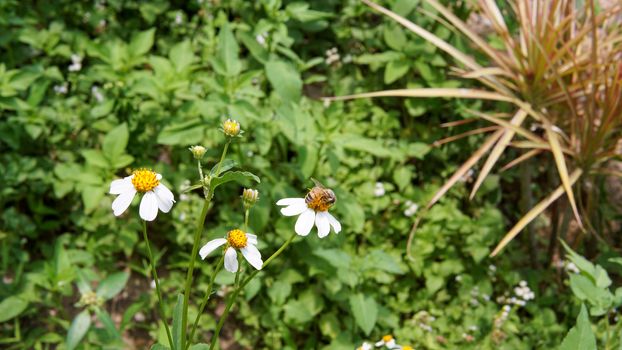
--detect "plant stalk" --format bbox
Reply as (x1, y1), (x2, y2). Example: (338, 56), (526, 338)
(208, 232), (297, 350)
(142, 221), (174, 349)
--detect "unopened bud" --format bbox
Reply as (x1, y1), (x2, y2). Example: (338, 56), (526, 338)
(222, 118), (241, 137)
(242, 188), (259, 208)
(78, 291), (103, 307)
(189, 145), (206, 159)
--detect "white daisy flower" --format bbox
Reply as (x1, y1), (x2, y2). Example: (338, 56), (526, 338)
(375, 334), (397, 348)
(357, 342), (372, 350)
(199, 229), (263, 273)
(276, 186), (341, 238)
(109, 169), (175, 221)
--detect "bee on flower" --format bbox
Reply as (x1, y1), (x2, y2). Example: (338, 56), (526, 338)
(277, 179), (341, 237)
(375, 334), (397, 348)
(109, 169), (175, 221)
(199, 229), (263, 272)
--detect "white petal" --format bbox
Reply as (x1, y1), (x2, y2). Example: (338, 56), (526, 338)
(246, 233), (258, 245)
(224, 247), (238, 273)
(315, 211), (330, 238)
(241, 244), (263, 270)
(276, 198), (305, 206)
(109, 177), (133, 194)
(156, 173), (162, 180)
(280, 202), (308, 216)
(295, 209), (315, 236)
(199, 238), (227, 259)
(139, 192), (159, 221)
(111, 189), (136, 216)
(154, 184), (175, 213)
(326, 212), (342, 234)
(375, 341), (384, 347)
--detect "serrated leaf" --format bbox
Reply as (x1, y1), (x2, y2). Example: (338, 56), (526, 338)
(349, 293), (377, 335)
(209, 159), (238, 176)
(66, 310), (91, 350)
(384, 59), (410, 84)
(96, 272), (129, 300)
(210, 171), (260, 191)
(558, 304), (596, 350)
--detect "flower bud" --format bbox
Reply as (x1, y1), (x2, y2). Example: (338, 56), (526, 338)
(222, 118), (241, 137)
(189, 145), (206, 159)
(242, 188), (259, 209)
(78, 291), (103, 307)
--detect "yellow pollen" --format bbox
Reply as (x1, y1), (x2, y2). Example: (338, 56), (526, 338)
(402, 347), (414, 350)
(307, 196), (331, 212)
(131, 169), (159, 192)
(382, 335), (393, 342)
(227, 229), (247, 249)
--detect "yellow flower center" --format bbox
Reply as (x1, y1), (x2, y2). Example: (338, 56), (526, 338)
(131, 169), (159, 192)
(382, 335), (393, 342)
(402, 347), (414, 350)
(227, 229), (247, 249)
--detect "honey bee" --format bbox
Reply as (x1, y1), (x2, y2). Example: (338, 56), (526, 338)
(305, 178), (336, 212)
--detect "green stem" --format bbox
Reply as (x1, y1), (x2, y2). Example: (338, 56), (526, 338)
(208, 232), (297, 350)
(142, 221), (174, 349)
(244, 209), (250, 231)
(186, 255), (225, 349)
(214, 140), (231, 178)
(181, 141), (231, 348)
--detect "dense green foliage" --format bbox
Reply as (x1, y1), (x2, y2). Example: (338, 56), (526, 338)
(1, 0), (621, 349)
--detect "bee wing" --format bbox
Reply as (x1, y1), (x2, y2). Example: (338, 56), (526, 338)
(310, 177), (325, 188)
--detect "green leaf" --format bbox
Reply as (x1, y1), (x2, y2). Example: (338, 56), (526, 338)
(158, 119), (204, 145)
(349, 293), (377, 335)
(265, 60), (302, 103)
(558, 304), (596, 350)
(102, 123), (129, 159)
(151, 345), (171, 350)
(170, 40), (195, 72)
(0, 296), (29, 322)
(94, 308), (121, 340)
(66, 310), (91, 350)
(210, 171), (260, 191)
(129, 28), (155, 57)
(217, 24), (241, 76)
(209, 159), (238, 176)
(172, 294), (183, 350)
(339, 135), (397, 158)
(384, 25), (407, 51)
(96, 272), (129, 300)
(81, 149), (109, 168)
(384, 59), (410, 84)
(297, 145), (318, 179)
(239, 31), (269, 64)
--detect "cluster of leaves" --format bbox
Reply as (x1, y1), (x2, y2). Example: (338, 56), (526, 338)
(0, 0), (617, 349)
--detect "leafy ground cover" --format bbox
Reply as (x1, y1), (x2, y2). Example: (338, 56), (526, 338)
(1, 1), (621, 349)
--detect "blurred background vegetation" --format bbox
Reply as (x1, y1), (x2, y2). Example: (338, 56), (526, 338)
(1, 0), (621, 349)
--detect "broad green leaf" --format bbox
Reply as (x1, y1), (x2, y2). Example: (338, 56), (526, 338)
(0, 296), (29, 322)
(384, 59), (410, 84)
(170, 40), (195, 72)
(217, 24), (241, 76)
(209, 159), (238, 177)
(339, 135), (395, 158)
(81, 149), (109, 168)
(67, 310), (91, 350)
(158, 119), (204, 145)
(129, 28), (155, 57)
(297, 145), (318, 179)
(210, 171), (260, 190)
(349, 293), (378, 335)
(189, 345), (210, 350)
(172, 294), (183, 350)
(96, 272), (129, 300)
(239, 31), (269, 64)
(151, 345), (171, 350)
(558, 304), (596, 350)
(265, 60), (302, 103)
(384, 25), (407, 51)
(102, 123), (129, 159)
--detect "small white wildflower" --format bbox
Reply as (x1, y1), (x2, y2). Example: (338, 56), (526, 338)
(519, 280), (527, 287)
(91, 85), (104, 102)
(375, 335), (396, 348)
(109, 169), (175, 221)
(566, 262), (580, 274)
(150, 280), (156, 289)
(134, 312), (146, 322)
(482, 294), (490, 301)
(374, 182), (385, 197)
(174, 12), (183, 25)
(325, 47), (340, 65)
(488, 264), (497, 272)
(68, 54), (82, 72)
(403, 201), (419, 217)
(256, 33), (267, 46)
(502, 305), (511, 312)
(357, 342), (372, 350)
(276, 185), (341, 238)
(468, 325), (478, 331)
(199, 229), (263, 272)
(54, 83), (68, 94)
